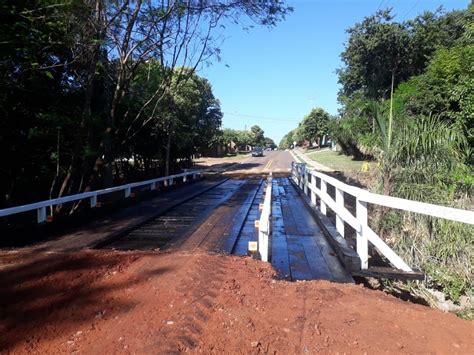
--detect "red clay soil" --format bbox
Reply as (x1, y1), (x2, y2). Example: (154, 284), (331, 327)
(0, 250), (472, 354)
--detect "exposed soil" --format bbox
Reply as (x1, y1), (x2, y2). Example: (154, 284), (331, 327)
(0, 249), (472, 354)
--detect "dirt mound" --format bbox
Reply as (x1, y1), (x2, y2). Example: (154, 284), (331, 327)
(0, 250), (472, 353)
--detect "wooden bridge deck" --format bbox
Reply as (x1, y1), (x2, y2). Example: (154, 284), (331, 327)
(271, 178), (353, 283)
(232, 177), (353, 283)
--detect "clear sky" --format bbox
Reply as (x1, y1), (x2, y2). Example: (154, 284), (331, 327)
(197, 0), (469, 144)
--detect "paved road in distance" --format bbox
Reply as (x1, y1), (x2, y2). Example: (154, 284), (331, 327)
(224, 150), (294, 175)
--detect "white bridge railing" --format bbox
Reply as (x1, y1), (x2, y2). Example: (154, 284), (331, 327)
(291, 162), (474, 271)
(258, 175), (273, 262)
(0, 170), (203, 224)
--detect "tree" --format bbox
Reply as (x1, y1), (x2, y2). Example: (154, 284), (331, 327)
(296, 108), (331, 146)
(337, 7), (470, 101)
(122, 64), (222, 175)
(100, 0), (292, 185)
(0, 0), (292, 208)
(0, 0), (98, 207)
(249, 125), (265, 147)
(395, 44), (474, 152)
(333, 3), (474, 302)
(263, 137), (276, 149)
(279, 129), (297, 149)
(338, 9), (411, 100)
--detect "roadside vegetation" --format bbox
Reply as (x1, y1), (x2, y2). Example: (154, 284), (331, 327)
(281, 4), (473, 313)
(0, 1), (291, 212)
(279, 107), (332, 150)
(306, 150), (365, 172)
(222, 126), (276, 152)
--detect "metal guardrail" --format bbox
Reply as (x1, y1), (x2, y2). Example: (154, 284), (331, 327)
(258, 175), (273, 262)
(291, 162), (474, 272)
(0, 170), (203, 223)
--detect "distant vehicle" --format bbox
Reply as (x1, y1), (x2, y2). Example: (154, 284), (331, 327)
(273, 148), (278, 151)
(251, 147), (264, 157)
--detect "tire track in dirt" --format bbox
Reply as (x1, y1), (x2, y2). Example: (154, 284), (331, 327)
(146, 181), (262, 352)
(140, 253), (228, 353)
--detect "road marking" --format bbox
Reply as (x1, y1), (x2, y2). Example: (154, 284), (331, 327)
(263, 160), (271, 170)
(264, 159), (273, 171)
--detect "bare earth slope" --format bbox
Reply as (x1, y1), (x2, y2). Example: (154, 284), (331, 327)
(0, 250), (472, 354)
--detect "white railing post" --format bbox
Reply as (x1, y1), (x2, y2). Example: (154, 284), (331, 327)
(258, 229), (268, 262)
(169, 178), (174, 186)
(151, 182), (156, 190)
(356, 198), (369, 269)
(300, 164), (306, 190)
(258, 178), (272, 262)
(303, 169), (309, 196)
(90, 195), (97, 208)
(320, 179), (327, 215)
(310, 173), (317, 206)
(295, 163), (300, 185)
(183, 175), (187, 183)
(37, 207), (46, 223)
(335, 187), (345, 237)
(125, 187), (131, 198)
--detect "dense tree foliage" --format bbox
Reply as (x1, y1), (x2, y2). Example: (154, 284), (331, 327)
(279, 108), (332, 149)
(296, 108), (330, 146)
(220, 125), (274, 151)
(337, 7), (470, 100)
(329, 4), (474, 303)
(0, 0), (291, 209)
(278, 129), (296, 150)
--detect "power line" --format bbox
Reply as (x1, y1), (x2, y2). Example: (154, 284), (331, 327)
(376, 0), (386, 12)
(400, 0), (420, 21)
(222, 111), (301, 122)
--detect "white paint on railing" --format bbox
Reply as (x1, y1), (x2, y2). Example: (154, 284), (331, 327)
(258, 175), (273, 262)
(356, 199), (368, 269)
(90, 195), (97, 208)
(320, 179), (328, 216)
(309, 168), (473, 225)
(310, 175), (317, 205)
(335, 187), (345, 237)
(291, 162), (474, 272)
(365, 226), (412, 271)
(0, 170), (203, 223)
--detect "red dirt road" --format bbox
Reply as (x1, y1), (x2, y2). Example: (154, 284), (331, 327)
(0, 250), (472, 354)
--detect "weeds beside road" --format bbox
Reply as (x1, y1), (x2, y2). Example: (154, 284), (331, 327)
(305, 149), (367, 172)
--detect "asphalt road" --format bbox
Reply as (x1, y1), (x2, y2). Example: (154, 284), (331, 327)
(226, 150), (294, 174)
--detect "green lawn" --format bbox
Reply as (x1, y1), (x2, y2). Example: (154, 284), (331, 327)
(306, 150), (366, 172)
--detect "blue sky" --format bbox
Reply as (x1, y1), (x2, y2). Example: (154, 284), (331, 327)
(197, 0), (468, 144)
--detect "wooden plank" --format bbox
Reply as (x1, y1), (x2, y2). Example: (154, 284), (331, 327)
(222, 180), (262, 253)
(289, 177), (361, 273)
(282, 181), (322, 236)
(298, 236), (334, 281)
(271, 234), (291, 278)
(271, 180), (291, 279)
(287, 236), (313, 280)
(307, 236), (354, 283)
(353, 267), (425, 281)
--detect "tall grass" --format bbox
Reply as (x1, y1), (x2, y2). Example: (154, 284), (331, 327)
(371, 107), (473, 303)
